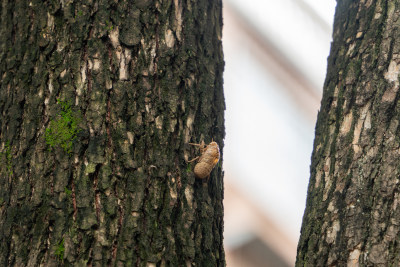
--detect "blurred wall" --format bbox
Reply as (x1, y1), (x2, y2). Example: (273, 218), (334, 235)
(222, 1), (336, 265)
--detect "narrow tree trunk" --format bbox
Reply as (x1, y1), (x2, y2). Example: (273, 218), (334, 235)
(0, 0), (225, 266)
(296, 1), (400, 266)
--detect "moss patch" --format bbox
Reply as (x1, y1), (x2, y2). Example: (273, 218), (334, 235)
(54, 238), (65, 262)
(45, 99), (82, 154)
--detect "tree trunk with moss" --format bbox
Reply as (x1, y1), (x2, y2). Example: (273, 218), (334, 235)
(296, 1), (400, 266)
(0, 0), (225, 266)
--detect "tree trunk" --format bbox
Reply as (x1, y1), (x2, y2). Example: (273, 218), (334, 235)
(296, 1), (400, 266)
(0, 0), (225, 266)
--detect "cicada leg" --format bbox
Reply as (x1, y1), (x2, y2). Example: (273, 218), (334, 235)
(187, 156), (199, 163)
(188, 142), (201, 146)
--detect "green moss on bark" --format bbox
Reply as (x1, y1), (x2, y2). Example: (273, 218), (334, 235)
(45, 99), (82, 154)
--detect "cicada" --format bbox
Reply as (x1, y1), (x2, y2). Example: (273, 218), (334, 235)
(188, 141), (220, 179)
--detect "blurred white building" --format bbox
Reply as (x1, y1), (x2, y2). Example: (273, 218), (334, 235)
(223, 1), (336, 266)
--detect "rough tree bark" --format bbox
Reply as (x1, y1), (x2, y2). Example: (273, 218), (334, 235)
(296, 1), (400, 266)
(0, 0), (225, 266)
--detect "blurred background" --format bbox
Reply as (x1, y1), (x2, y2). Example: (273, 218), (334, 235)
(222, 0), (336, 266)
